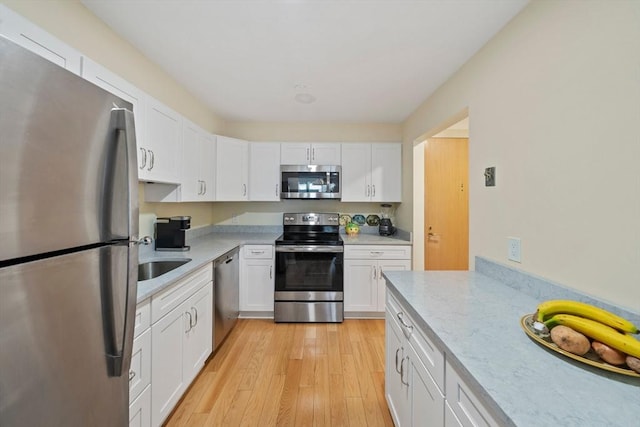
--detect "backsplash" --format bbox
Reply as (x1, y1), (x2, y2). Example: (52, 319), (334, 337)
(475, 257), (640, 326)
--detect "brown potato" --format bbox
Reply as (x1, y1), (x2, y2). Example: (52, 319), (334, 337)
(550, 325), (590, 355)
(626, 355), (640, 374)
(591, 341), (626, 365)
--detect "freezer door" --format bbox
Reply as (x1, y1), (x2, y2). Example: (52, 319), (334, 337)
(0, 244), (137, 427)
(0, 36), (137, 261)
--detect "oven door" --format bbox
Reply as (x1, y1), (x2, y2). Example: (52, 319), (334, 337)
(275, 245), (343, 300)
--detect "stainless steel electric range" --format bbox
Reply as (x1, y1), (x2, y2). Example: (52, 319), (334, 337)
(274, 213), (344, 323)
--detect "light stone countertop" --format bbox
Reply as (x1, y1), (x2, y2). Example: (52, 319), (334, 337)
(340, 230), (412, 245)
(383, 269), (640, 427)
(136, 231), (281, 303)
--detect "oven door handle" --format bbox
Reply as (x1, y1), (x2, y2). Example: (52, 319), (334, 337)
(276, 245), (344, 253)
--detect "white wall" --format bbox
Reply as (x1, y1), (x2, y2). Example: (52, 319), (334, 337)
(403, 0), (640, 310)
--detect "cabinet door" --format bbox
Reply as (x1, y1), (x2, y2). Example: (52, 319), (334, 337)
(385, 313), (410, 427)
(311, 143), (341, 164)
(249, 142), (280, 201)
(145, 97), (182, 184)
(408, 344), (445, 427)
(151, 306), (187, 427)
(0, 5), (82, 74)
(445, 401), (464, 427)
(377, 259), (411, 312)
(181, 120), (204, 201)
(341, 143), (371, 202)
(344, 259), (378, 312)
(371, 143), (402, 202)
(81, 58), (147, 173)
(200, 133), (216, 201)
(445, 361), (499, 427)
(183, 282), (213, 383)
(280, 142), (310, 164)
(216, 135), (249, 200)
(241, 258), (274, 312)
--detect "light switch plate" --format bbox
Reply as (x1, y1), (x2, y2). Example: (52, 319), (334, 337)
(484, 167), (496, 186)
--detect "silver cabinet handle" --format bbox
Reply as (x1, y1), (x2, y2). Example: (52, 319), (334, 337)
(395, 347), (402, 374)
(366, 184), (371, 197)
(306, 147), (310, 162)
(370, 251), (383, 256)
(270, 265), (273, 279)
(276, 184), (279, 197)
(147, 149), (155, 171)
(129, 370), (136, 382)
(372, 184), (376, 197)
(191, 307), (198, 327)
(372, 265), (377, 280)
(139, 147), (147, 170)
(185, 311), (193, 333)
(397, 312), (413, 332)
(203, 180), (207, 195)
(312, 147), (315, 161)
(400, 357), (409, 386)
(242, 183), (247, 196)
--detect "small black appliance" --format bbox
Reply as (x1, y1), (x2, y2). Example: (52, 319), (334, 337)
(155, 216), (191, 251)
(378, 203), (396, 236)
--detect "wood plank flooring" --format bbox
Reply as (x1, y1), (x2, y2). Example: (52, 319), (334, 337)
(165, 319), (394, 427)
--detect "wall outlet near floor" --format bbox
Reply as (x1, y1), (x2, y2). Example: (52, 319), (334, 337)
(507, 237), (521, 262)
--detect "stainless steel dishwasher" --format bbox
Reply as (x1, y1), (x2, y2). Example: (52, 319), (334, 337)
(213, 247), (239, 349)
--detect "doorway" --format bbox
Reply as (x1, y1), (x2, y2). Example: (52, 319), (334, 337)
(424, 136), (469, 270)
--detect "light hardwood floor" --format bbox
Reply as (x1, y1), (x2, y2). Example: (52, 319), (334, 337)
(165, 318), (394, 427)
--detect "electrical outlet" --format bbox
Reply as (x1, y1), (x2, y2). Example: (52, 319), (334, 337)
(507, 237), (521, 262)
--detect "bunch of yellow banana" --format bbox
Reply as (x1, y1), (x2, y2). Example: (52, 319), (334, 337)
(535, 299), (639, 334)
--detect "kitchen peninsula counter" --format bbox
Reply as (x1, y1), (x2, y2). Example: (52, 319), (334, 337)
(383, 260), (639, 427)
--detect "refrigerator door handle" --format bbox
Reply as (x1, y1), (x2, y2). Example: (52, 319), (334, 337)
(101, 108), (139, 377)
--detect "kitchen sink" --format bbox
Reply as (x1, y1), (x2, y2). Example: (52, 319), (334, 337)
(138, 259), (191, 281)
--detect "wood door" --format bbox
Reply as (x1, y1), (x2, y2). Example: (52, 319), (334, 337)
(424, 138), (469, 270)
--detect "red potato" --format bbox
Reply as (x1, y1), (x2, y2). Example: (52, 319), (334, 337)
(591, 341), (626, 365)
(626, 355), (640, 374)
(550, 325), (590, 356)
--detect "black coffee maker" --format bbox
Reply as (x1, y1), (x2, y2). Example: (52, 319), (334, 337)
(378, 204), (396, 236)
(155, 216), (191, 251)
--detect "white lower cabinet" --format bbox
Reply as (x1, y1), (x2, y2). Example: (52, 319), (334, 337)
(386, 292), (499, 427)
(129, 300), (151, 427)
(239, 245), (274, 315)
(344, 245), (411, 314)
(386, 292), (444, 426)
(151, 264), (213, 427)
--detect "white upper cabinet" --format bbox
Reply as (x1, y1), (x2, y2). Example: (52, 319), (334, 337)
(280, 142), (341, 165)
(181, 120), (215, 201)
(249, 142), (281, 201)
(143, 96), (182, 184)
(0, 5), (82, 74)
(215, 135), (249, 201)
(81, 58), (147, 170)
(341, 143), (402, 202)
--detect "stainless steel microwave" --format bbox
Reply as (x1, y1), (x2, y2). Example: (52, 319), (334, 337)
(280, 165), (341, 199)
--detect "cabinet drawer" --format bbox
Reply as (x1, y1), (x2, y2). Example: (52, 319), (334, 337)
(243, 245), (273, 259)
(133, 299), (151, 339)
(129, 327), (151, 403)
(388, 292), (445, 392)
(445, 361), (499, 427)
(151, 263), (213, 323)
(345, 245), (411, 260)
(129, 384), (151, 427)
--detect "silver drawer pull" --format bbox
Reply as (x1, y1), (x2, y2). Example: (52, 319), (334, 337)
(397, 312), (413, 331)
(129, 370), (136, 381)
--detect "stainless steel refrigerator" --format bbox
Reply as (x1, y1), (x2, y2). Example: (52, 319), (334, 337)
(0, 36), (139, 426)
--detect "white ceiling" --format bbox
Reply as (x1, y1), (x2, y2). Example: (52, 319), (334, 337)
(82, 0), (529, 123)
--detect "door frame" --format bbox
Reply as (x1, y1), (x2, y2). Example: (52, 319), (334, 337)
(412, 109), (469, 270)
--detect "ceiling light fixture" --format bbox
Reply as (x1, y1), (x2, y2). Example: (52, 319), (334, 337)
(294, 92), (316, 104)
